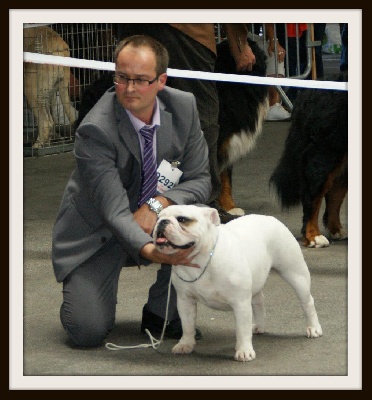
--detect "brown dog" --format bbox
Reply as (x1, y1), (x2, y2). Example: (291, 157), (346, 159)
(23, 25), (77, 148)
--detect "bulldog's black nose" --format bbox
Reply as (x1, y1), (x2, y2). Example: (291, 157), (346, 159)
(157, 219), (170, 232)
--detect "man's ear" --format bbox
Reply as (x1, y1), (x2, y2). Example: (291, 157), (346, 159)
(157, 73), (167, 90)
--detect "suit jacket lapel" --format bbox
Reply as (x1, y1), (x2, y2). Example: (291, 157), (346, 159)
(156, 99), (173, 164)
(114, 99), (142, 164)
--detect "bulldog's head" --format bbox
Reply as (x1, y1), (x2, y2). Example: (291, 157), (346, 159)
(154, 205), (220, 255)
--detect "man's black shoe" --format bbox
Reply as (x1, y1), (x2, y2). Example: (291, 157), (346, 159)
(141, 305), (202, 340)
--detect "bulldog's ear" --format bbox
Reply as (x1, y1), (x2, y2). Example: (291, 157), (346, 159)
(206, 207), (220, 226)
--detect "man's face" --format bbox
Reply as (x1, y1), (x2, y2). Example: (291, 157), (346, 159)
(114, 44), (167, 124)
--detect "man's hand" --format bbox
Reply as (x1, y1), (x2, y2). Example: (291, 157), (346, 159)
(267, 40), (286, 63)
(140, 242), (200, 268)
(134, 203), (157, 235)
(224, 23), (256, 72)
(234, 43), (256, 72)
(134, 196), (174, 235)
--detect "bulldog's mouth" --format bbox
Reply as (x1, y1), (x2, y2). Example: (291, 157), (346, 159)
(155, 232), (195, 250)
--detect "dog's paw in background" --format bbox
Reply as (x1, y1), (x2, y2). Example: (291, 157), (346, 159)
(307, 235), (330, 248)
(234, 347), (256, 362)
(227, 207), (245, 216)
(329, 227), (348, 241)
(305, 227), (348, 248)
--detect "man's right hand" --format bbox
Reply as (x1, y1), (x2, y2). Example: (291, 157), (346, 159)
(140, 242), (200, 268)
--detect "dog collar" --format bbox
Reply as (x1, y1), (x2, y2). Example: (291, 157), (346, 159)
(175, 233), (219, 283)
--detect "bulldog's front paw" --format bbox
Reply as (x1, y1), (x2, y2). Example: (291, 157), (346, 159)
(172, 341), (195, 355)
(234, 348), (256, 362)
(306, 325), (323, 338)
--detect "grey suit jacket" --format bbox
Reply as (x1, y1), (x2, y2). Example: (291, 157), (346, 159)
(52, 86), (211, 282)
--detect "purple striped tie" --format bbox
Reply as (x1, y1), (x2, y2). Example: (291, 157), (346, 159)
(138, 125), (158, 207)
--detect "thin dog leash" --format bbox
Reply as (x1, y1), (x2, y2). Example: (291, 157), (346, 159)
(105, 234), (218, 351)
(105, 273), (172, 351)
(174, 233), (218, 283)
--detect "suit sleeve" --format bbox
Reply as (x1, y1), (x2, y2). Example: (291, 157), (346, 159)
(73, 122), (152, 266)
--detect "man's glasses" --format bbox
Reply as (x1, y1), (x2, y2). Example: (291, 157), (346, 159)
(113, 74), (158, 87)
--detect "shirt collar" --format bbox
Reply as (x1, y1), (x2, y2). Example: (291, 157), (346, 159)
(125, 98), (160, 132)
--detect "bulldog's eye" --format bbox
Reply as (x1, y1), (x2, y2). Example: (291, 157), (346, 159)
(176, 216), (189, 224)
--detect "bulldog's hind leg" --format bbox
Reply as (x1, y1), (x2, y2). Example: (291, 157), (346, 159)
(252, 290), (266, 334)
(277, 255), (323, 338)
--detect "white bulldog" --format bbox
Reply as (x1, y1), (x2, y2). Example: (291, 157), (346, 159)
(153, 204), (323, 362)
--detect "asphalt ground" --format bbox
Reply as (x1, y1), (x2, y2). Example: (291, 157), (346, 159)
(15, 116), (361, 391)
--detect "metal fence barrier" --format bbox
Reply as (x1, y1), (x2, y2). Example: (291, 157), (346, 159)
(23, 23), (116, 156)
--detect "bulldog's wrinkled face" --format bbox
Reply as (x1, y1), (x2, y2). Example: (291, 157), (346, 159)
(154, 205), (220, 255)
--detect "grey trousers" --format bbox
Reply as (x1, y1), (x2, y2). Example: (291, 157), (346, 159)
(59, 237), (177, 347)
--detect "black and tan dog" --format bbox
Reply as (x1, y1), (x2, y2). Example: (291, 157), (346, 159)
(270, 72), (348, 247)
(214, 38), (269, 215)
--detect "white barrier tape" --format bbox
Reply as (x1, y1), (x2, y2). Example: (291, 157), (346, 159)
(24, 52), (115, 72)
(168, 67), (348, 91)
(23, 51), (348, 91)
